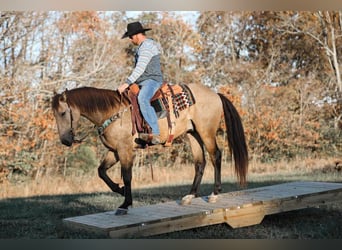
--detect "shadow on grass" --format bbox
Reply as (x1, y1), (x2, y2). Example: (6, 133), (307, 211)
(1, 179), (341, 239)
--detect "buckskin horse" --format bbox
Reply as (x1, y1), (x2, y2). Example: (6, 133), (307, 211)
(51, 83), (248, 215)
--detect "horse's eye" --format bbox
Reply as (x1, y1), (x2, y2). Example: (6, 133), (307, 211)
(61, 111), (66, 117)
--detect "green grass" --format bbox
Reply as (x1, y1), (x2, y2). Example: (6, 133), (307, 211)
(0, 167), (341, 239)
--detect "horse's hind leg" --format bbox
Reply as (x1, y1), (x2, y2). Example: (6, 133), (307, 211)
(192, 127), (222, 203)
(205, 138), (222, 203)
(98, 150), (124, 196)
(181, 131), (206, 205)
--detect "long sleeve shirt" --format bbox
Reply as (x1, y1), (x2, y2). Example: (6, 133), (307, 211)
(126, 38), (163, 85)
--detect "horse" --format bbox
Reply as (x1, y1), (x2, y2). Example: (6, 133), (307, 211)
(51, 83), (248, 215)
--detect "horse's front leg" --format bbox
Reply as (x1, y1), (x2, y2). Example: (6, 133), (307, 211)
(115, 147), (134, 215)
(115, 165), (132, 215)
(98, 150), (124, 196)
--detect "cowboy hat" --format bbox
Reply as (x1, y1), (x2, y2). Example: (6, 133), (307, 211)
(121, 21), (152, 39)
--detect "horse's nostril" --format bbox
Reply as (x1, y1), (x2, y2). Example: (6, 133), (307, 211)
(61, 138), (73, 147)
(60, 129), (74, 147)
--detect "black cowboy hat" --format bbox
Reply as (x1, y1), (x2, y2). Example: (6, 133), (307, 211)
(121, 21), (152, 39)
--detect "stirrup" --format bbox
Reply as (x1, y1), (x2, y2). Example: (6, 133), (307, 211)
(139, 133), (161, 145)
(134, 138), (148, 149)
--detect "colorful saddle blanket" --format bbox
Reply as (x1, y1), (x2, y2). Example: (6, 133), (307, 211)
(127, 83), (196, 136)
(151, 83), (195, 119)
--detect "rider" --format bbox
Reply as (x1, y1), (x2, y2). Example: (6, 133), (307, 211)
(118, 21), (163, 145)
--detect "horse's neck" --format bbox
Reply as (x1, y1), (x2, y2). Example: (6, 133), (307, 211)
(80, 109), (115, 127)
(74, 89), (128, 126)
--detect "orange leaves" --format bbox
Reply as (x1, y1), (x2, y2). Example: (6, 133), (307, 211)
(6, 129), (14, 137)
(218, 85), (245, 116)
(57, 11), (102, 38)
(32, 109), (50, 129)
(0, 86), (62, 180)
(218, 82), (328, 161)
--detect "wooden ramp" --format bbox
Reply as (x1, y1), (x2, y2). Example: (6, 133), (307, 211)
(63, 181), (342, 238)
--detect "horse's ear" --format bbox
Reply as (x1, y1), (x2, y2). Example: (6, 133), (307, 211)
(60, 91), (67, 102)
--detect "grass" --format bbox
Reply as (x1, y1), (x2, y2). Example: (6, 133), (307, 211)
(0, 157), (341, 238)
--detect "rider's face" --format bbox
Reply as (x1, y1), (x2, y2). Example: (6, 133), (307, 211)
(129, 34), (138, 45)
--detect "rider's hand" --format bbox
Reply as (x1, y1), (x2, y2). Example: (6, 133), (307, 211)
(118, 83), (129, 94)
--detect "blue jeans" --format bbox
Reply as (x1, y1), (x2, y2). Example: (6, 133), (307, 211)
(137, 79), (162, 135)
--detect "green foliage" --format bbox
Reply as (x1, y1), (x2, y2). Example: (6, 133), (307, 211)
(65, 145), (99, 176)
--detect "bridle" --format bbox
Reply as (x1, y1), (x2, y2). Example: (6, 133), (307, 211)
(62, 90), (88, 144)
(62, 90), (131, 143)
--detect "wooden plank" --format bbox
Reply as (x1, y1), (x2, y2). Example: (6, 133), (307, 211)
(108, 211), (211, 238)
(63, 181), (342, 237)
(224, 202), (266, 228)
(263, 189), (342, 215)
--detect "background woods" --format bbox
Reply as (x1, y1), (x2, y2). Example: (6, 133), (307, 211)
(0, 11), (341, 184)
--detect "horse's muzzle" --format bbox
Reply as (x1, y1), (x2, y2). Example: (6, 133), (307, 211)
(60, 129), (74, 147)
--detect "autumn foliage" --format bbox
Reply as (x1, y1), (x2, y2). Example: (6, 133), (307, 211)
(0, 11), (341, 184)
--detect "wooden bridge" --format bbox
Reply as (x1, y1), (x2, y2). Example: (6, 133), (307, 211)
(63, 181), (342, 238)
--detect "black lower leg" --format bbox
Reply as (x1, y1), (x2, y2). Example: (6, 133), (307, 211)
(98, 166), (124, 196)
(119, 166), (133, 209)
(213, 148), (222, 195)
(190, 161), (206, 196)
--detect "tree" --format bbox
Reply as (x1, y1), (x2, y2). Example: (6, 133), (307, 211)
(196, 11), (242, 87)
(196, 11), (341, 159)
(0, 11), (340, 184)
(53, 11), (128, 89)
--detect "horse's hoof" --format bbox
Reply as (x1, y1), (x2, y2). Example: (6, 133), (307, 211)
(115, 208), (128, 215)
(181, 194), (195, 205)
(208, 192), (218, 203)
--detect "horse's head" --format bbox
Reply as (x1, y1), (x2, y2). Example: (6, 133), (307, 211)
(52, 91), (81, 147)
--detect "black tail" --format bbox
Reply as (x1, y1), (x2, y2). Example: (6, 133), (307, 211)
(218, 93), (248, 186)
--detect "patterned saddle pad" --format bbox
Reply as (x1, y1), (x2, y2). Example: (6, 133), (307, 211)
(127, 83), (196, 135)
(151, 83), (196, 118)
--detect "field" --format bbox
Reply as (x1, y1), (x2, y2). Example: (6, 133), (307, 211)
(0, 157), (341, 239)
